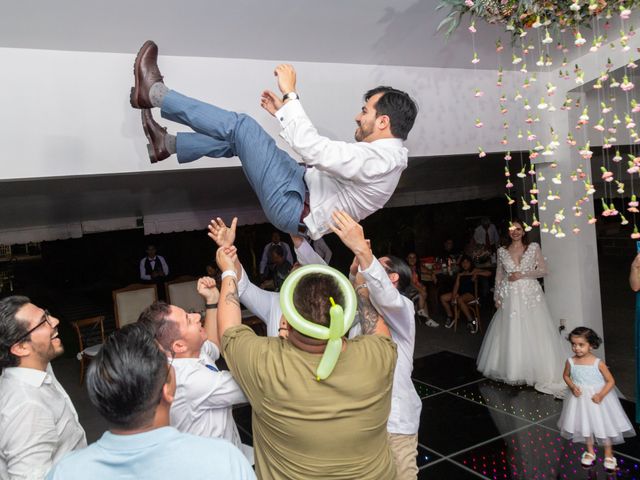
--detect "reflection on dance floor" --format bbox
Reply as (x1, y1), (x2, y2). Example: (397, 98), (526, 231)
(233, 350), (640, 479)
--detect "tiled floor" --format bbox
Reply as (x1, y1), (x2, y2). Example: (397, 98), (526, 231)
(230, 350), (640, 480)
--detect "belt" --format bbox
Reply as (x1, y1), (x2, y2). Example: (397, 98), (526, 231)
(298, 189), (310, 234)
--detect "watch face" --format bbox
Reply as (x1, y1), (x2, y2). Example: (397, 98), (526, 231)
(286, 92), (298, 100)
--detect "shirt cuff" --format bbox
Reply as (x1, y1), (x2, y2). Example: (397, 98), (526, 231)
(275, 99), (305, 129)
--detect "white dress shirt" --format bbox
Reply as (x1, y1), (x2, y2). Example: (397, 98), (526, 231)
(237, 267), (281, 337)
(293, 240), (327, 267)
(259, 242), (294, 276)
(170, 341), (253, 463)
(473, 224), (500, 246)
(359, 257), (422, 435)
(0, 365), (86, 480)
(310, 238), (333, 264)
(139, 255), (169, 281)
(276, 100), (408, 240)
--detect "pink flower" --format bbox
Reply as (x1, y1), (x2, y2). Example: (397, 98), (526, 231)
(465, 0), (474, 6)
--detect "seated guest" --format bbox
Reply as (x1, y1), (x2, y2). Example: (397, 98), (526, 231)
(137, 277), (252, 462)
(215, 242), (397, 479)
(441, 238), (461, 263)
(46, 323), (255, 479)
(440, 255), (492, 333)
(406, 252), (439, 327)
(262, 245), (291, 292)
(0, 296), (86, 480)
(259, 231), (293, 281)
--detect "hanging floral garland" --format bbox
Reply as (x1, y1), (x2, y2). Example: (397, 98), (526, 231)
(449, 0), (640, 239)
(437, 0), (638, 37)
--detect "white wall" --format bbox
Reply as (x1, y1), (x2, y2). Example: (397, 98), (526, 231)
(0, 46), (533, 180)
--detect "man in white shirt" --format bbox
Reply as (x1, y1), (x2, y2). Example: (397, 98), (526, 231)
(473, 217), (500, 250)
(331, 211), (422, 480)
(258, 231), (294, 279)
(0, 296), (86, 480)
(137, 278), (252, 463)
(130, 40), (418, 240)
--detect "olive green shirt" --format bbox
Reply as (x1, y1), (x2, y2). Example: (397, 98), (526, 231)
(222, 325), (397, 480)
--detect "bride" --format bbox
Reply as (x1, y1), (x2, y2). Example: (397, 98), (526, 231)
(476, 219), (567, 397)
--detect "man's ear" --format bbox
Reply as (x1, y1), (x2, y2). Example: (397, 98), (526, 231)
(162, 374), (175, 405)
(389, 272), (400, 285)
(376, 114), (390, 131)
(10, 342), (30, 360)
(171, 339), (187, 355)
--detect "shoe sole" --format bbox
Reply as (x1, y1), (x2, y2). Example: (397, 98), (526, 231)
(130, 41), (155, 109)
(141, 111), (159, 163)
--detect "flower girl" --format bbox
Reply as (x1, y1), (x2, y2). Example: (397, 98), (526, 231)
(558, 327), (635, 471)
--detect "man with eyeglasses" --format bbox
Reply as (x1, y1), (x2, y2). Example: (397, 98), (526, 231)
(0, 295), (86, 479)
(137, 276), (252, 463)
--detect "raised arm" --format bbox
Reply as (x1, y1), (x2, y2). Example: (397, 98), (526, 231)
(354, 272), (390, 338)
(330, 210), (411, 341)
(197, 276), (221, 349)
(291, 234), (326, 266)
(216, 247), (242, 339)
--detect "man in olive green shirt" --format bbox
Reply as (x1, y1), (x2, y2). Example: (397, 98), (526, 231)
(214, 244), (398, 480)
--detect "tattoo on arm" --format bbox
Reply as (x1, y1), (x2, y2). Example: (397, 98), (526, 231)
(225, 279), (241, 308)
(357, 292), (382, 335)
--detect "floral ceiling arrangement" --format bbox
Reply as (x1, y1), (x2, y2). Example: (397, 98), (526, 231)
(439, 0), (640, 239)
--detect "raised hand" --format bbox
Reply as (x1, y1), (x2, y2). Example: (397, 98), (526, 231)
(197, 276), (220, 304)
(260, 90), (283, 116)
(216, 246), (238, 273)
(208, 217), (237, 248)
(330, 211), (368, 255)
(274, 64), (297, 95)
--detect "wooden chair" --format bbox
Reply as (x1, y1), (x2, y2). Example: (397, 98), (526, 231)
(453, 278), (482, 333)
(71, 315), (105, 384)
(112, 283), (158, 329)
(165, 276), (205, 313)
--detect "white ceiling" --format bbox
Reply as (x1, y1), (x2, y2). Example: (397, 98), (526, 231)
(1, 0), (509, 69)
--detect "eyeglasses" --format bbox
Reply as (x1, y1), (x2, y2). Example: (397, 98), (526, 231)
(14, 310), (52, 344)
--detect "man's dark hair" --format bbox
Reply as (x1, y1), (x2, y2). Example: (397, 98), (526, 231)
(271, 245), (285, 259)
(364, 86), (418, 140)
(293, 273), (344, 327)
(137, 301), (180, 352)
(87, 322), (168, 430)
(381, 255), (412, 294)
(0, 295), (31, 372)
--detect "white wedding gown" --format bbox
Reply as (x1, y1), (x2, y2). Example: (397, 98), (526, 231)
(477, 242), (568, 397)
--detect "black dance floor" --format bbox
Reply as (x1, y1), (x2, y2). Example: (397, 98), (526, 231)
(233, 350), (640, 479)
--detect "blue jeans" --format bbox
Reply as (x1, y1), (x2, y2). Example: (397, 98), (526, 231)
(161, 90), (306, 235)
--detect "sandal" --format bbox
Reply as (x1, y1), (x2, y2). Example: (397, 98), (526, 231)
(604, 456), (617, 471)
(580, 451), (595, 467)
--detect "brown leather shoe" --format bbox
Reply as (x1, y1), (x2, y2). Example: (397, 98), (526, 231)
(141, 109), (171, 163)
(130, 40), (164, 109)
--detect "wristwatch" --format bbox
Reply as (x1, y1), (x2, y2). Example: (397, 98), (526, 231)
(282, 91), (299, 102)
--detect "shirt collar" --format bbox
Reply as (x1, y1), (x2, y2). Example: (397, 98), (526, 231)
(2, 364), (53, 387)
(370, 137), (404, 148)
(99, 427), (177, 450)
